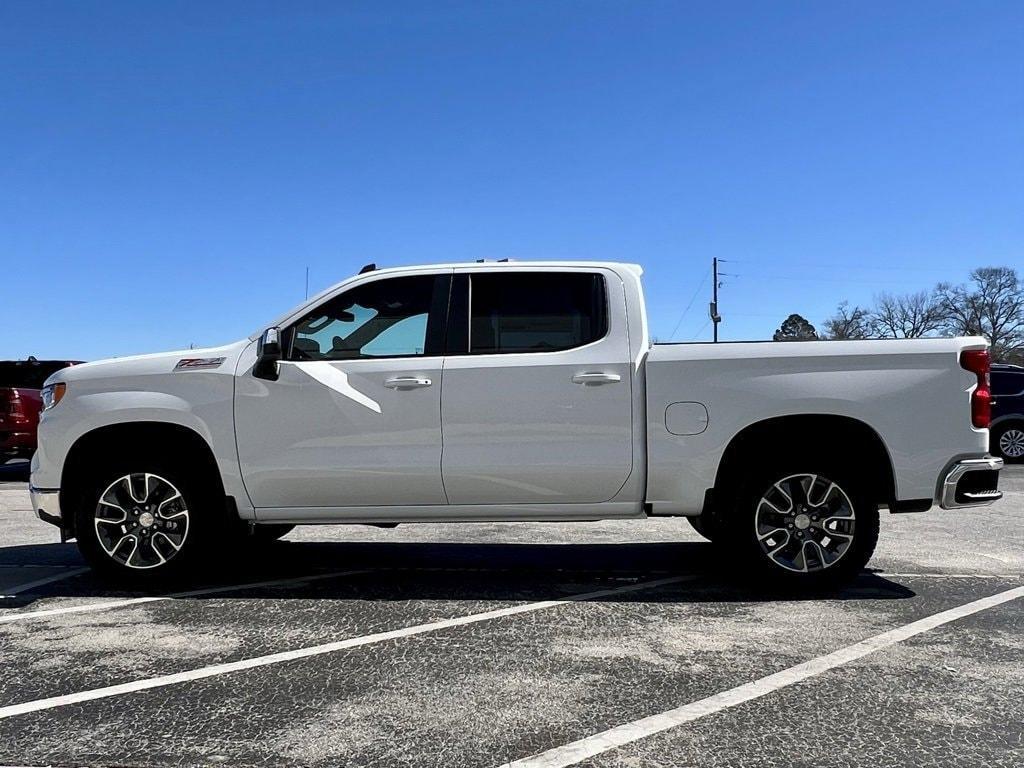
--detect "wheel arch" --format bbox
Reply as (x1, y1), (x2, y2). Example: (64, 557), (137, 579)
(712, 414), (897, 511)
(60, 421), (225, 537)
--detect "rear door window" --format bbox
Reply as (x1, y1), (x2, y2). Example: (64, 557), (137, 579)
(464, 272), (607, 355)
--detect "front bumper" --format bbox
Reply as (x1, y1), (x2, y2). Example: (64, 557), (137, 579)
(29, 486), (63, 529)
(939, 456), (1003, 509)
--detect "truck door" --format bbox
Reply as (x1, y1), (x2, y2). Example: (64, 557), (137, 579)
(235, 272), (451, 513)
(440, 269), (634, 505)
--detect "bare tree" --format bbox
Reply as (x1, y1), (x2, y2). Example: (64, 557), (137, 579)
(868, 290), (946, 339)
(936, 267), (1024, 362)
(823, 301), (871, 339)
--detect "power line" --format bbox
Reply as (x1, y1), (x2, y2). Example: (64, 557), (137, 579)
(668, 268), (711, 340)
(724, 259), (956, 274)
(727, 275), (936, 285)
(690, 318), (711, 340)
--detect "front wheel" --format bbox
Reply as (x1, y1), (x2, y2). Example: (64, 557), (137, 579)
(724, 465), (879, 589)
(74, 453), (222, 583)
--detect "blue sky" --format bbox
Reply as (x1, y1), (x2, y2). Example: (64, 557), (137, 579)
(3, 1), (1021, 360)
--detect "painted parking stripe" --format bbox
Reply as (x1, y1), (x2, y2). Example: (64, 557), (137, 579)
(0, 568), (89, 598)
(500, 584), (1024, 768)
(0, 569), (369, 624)
(0, 574), (691, 720)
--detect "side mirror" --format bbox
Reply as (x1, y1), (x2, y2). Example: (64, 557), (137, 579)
(253, 327), (282, 381)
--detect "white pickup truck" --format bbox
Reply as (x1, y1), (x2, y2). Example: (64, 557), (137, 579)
(30, 261), (1002, 588)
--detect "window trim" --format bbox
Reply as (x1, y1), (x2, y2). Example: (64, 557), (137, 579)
(282, 273), (452, 362)
(445, 270), (611, 357)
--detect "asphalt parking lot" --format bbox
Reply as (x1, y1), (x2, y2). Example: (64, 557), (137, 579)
(0, 461), (1021, 768)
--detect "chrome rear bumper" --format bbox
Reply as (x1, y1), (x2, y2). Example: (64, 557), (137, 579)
(940, 456), (1003, 509)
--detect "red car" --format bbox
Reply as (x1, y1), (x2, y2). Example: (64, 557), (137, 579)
(1, 359), (82, 462)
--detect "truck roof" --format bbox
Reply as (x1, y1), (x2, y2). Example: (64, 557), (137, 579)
(260, 260), (644, 338)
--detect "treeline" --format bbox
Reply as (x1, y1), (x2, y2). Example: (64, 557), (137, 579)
(772, 266), (1024, 363)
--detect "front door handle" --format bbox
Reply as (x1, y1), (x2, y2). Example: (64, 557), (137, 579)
(384, 376), (432, 389)
(572, 372), (622, 385)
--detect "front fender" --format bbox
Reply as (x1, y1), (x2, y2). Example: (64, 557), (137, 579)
(32, 376), (253, 518)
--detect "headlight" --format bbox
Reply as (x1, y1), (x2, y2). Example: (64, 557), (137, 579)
(41, 383), (66, 411)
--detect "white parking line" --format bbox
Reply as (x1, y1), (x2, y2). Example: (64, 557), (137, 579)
(500, 584), (1024, 768)
(0, 569), (369, 624)
(0, 574), (691, 720)
(0, 568), (90, 598)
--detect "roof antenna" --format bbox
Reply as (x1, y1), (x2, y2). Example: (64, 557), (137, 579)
(359, 263), (377, 274)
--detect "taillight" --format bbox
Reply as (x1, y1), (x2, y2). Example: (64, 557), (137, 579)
(960, 349), (991, 429)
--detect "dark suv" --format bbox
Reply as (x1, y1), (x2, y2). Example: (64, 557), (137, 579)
(992, 363), (1024, 462)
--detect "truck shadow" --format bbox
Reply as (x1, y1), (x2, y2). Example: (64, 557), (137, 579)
(0, 540), (917, 606)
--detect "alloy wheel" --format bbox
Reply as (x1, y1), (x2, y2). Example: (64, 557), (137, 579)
(754, 473), (856, 573)
(998, 428), (1024, 459)
(94, 473), (190, 569)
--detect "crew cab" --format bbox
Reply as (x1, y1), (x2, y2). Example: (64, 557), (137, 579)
(29, 262), (1003, 587)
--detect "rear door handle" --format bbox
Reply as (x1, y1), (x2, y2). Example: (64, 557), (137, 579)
(384, 376), (432, 389)
(572, 372), (622, 385)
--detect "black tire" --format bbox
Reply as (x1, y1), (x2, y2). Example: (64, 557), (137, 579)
(686, 513), (719, 543)
(992, 422), (1024, 464)
(248, 524), (295, 543)
(721, 459), (880, 590)
(73, 450), (225, 584)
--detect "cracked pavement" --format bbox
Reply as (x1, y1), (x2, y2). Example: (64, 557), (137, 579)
(0, 462), (1021, 767)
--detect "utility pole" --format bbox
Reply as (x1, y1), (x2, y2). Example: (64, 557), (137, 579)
(709, 257), (722, 342)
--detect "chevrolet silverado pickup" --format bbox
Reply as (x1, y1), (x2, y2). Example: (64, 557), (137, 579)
(30, 261), (1003, 587)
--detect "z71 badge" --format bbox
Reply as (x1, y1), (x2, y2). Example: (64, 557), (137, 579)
(174, 357), (226, 371)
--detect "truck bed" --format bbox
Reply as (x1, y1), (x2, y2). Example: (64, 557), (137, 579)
(643, 337), (989, 514)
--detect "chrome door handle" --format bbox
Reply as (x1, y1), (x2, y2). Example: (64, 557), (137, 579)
(572, 372), (622, 385)
(384, 376), (432, 389)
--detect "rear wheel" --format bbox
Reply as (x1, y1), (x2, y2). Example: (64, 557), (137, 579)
(723, 462), (879, 589)
(74, 452), (223, 583)
(993, 422), (1024, 463)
